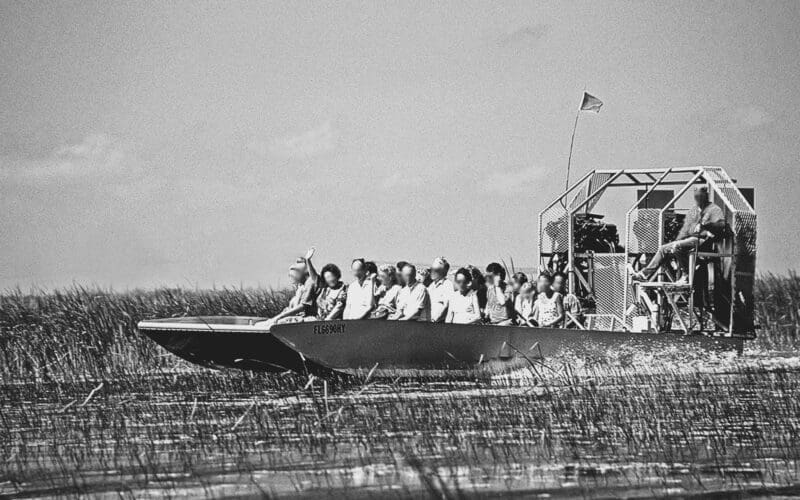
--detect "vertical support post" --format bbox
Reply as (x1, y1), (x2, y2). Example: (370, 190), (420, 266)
(568, 212), (575, 294)
(688, 250), (696, 332)
(623, 168), (673, 324)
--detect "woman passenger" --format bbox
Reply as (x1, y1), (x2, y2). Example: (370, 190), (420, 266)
(263, 248), (321, 328)
(371, 264), (402, 319)
(446, 268), (481, 324)
(315, 264), (347, 320)
(467, 265), (488, 319)
(532, 273), (564, 328)
(417, 266), (433, 287)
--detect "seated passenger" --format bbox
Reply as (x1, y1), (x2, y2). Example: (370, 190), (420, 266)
(365, 261), (378, 280)
(510, 272), (528, 300)
(514, 282), (536, 326)
(396, 261), (410, 287)
(343, 258), (376, 320)
(428, 257), (454, 323)
(417, 266), (433, 287)
(532, 273), (564, 328)
(485, 262), (514, 325)
(315, 264), (347, 320)
(389, 264), (431, 321)
(552, 272), (583, 328)
(633, 186), (724, 284)
(371, 264), (402, 319)
(265, 248), (321, 328)
(446, 268), (481, 324)
(467, 265), (488, 319)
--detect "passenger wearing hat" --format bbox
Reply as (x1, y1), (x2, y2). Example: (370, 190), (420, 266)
(633, 185), (725, 284)
(428, 257), (455, 322)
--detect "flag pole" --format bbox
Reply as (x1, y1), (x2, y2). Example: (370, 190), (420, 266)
(564, 92), (583, 297)
(564, 101), (582, 191)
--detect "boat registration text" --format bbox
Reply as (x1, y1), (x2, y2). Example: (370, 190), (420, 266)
(313, 323), (346, 335)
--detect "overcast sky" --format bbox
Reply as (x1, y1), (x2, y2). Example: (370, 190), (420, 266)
(1, 0), (798, 290)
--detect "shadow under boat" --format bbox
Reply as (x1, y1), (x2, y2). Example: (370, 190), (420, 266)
(138, 316), (746, 377)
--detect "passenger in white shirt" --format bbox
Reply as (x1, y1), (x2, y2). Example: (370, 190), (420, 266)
(343, 258), (375, 320)
(427, 257), (454, 323)
(446, 268), (482, 324)
(389, 264), (431, 321)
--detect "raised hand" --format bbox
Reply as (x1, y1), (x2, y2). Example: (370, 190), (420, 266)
(304, 247), (316, 261)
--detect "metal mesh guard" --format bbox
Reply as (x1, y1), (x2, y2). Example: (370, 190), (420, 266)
(628, 208), (662, 254)
(704, 167), (755, 213)
(540, 206), (569, 254)
(593, 254), (627, 320)
(587, 315), (616, 331)
(734, 212), (757, 256)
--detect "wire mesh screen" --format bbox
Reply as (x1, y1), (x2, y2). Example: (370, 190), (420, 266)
(734, 212), (757, 256)
(539, 206), (569, 254)
(586, 315), (616, 331)
(592, 254), (627, 323)
(627, 208), (662, 254)
(567, 189), (586, 213)
(704, 167), (755, 213)
(584, 172), (614, 213)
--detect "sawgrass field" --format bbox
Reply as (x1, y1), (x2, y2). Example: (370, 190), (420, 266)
(2, 273), (800, 497)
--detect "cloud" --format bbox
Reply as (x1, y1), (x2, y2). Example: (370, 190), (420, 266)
(485, 165), (544, 194)
(252, 121), (338, 161)
(721, 105), (774, 133)
(498, 24), (551, 48)
(0, 133), (132, 181)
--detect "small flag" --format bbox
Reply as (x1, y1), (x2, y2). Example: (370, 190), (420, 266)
(580, 92), (603, 113)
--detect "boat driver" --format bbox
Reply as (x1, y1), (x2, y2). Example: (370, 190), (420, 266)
(633, 186), (724, 284)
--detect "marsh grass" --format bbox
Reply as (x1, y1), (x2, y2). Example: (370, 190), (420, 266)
(1, 274), (800, 497)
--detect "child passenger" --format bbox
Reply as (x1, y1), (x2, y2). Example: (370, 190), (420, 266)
(510, 272), (528, 297)
(446, 268), (482, 324)
(514, 282), (536, 326)
(532, 273), (564, 328)
(552, 272), (583, 328)
(485, 262), (514, 325)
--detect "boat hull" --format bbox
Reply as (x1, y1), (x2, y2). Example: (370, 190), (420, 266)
(138, 317), (745, 376)
(137, 316), (327, 374)
(271, 320), (745, 375)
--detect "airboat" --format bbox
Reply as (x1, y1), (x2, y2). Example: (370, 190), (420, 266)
(138, 166), (757, 376)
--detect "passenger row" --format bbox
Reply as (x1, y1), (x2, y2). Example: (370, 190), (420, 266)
(264, 248), (584, 329)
